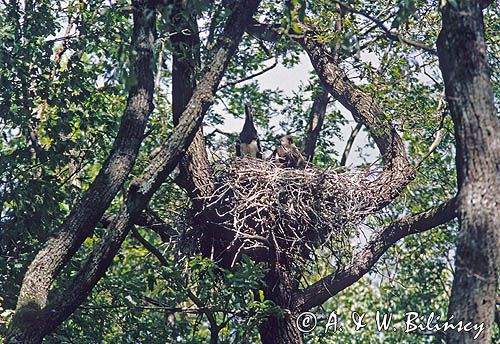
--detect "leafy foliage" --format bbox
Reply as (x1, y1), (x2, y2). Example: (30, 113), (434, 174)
(1, 0), (498, 343)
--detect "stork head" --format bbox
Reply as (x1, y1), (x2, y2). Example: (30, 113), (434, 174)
(244, 103), (253, 121)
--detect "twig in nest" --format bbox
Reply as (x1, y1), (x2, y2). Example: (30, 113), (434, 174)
(198, 158), (378, 265)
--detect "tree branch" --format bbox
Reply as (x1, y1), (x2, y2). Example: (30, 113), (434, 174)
(246, 21), (290, 43)
(131, 225), (220, 343)
(100, 209), (174, 242)
(298, 26), (416, 208)
(78, 304), (217, 313)
(33, 0), (261, 338)
(135, 209), (175, 242)
(249, 20), (416, 207)
(415, 89), (445, 168)
(169, 0), (214, 200)
(293, 197), (458, 312)
(332, 0), (436, 55)
(298, 27), (408, 167)
(302, 89), (329, 161)
(219, 55), (279, 89)
(340, 122), (362, 166)
(11, 1), (158, 337)
(131, 228), (169, 267)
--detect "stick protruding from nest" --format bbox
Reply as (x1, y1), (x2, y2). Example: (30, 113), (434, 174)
(196, 158), (376, 266)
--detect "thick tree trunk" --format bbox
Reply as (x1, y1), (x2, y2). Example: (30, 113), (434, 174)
(259, 312), (303, 344)
(6, 1), (157, 342)
(437, 1), (500, 343)
(37, 0), (260, 337)
(259, 263), (303, 344)
(170, 2), (214, 199)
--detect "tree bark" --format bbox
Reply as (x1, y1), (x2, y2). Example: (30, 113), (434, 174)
(259, 263), (303, 344)
(297, 28), (415, 210)
(7, 1), (157, 342)
(6, 1), (261, 342)
(302, 89), (329, 162)
(293, 198), (458, 312)
(259, 312), (303, 344)
(248, 20), (424, 342)
(248, 22), (416, 206)
(40, 0), (260, 337)
(437, 1), (500, 343)
(169, 1), (214, 199)
(340, 122), (362, 166)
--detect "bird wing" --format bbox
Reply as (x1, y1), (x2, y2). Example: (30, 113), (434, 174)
(235, 140), (241, 156)
(256, 138), (263, 159)
(277, 146), (287, 158)
(288, 145), (306, 168)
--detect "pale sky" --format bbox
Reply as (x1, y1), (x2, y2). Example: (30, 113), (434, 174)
(211, 53), (378, 166)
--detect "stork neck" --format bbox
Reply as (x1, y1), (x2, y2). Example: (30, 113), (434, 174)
(243, 113), (256, 132)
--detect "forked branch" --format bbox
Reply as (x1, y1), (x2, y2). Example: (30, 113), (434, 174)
(42, 1), (262, 334)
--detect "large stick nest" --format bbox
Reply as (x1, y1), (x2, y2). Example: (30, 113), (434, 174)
(197, 158), (377, 265)
(194, 158), (371, 263)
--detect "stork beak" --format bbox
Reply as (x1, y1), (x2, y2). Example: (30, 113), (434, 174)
(244, 103), (252, 113)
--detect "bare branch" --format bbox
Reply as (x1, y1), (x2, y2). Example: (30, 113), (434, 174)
(333, 0), (437, 55)
(415, 89), (446, 168)
(78, 304), (217, 314)
(416, 128), (444, 168)
(131, 228), (169, 266)
(206, 128), (238, 139)
(134, 209), (175, 242)
(293, 197), (458, 312)
(155, 38), (165, 94)
(99, 209), (174, 243)
(340, 122), (362, 166)
(302, 89), (329, 161)
(246, 21), (290, 43)
(219, 55), (279, 89)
